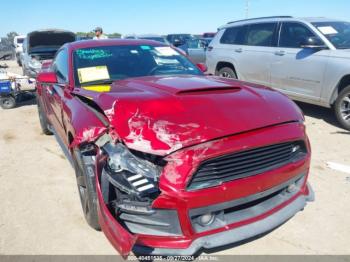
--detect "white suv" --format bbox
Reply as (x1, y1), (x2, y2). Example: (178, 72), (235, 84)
(206, 16), (350, 130)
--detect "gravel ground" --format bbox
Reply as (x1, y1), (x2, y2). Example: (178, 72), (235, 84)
(0, 60), (349, 256)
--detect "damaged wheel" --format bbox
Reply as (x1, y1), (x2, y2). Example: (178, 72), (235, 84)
(73, 148), (100, 230)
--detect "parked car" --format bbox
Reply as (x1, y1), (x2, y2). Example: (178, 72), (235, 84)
(122, 35), (137, 39)
(207, 16), (350, 130)
(123, 34), (169, 44)
(76, 35), (93, 41)
(36, 39), (313, 257)
(166, 34), (194, 47)
(13, 35), (26, 66)
(178, 38), (208, 63)
(203, 32), (216, 38)
(21, 29), (75, 78)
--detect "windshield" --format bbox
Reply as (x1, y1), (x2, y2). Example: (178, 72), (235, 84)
(73, 45), (202, 86)
(17, 38), (25, 44)
(313, 21), (350, 49)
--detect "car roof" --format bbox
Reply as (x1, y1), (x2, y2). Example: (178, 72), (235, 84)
(66, 39), (167, 51)
(300, 17), (346, 23)
(220, 16), (347, 29)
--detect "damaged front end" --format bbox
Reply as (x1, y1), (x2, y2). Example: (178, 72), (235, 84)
(79, 133), (182, 257)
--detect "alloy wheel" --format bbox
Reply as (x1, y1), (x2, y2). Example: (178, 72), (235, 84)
(340, 94), (350, 122)
(220, 72), (232, 78)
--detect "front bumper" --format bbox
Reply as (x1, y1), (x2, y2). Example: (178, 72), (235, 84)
(97, 169), (313, 257)
(95, 122), (312, 257)
(133, 182), (313, 256)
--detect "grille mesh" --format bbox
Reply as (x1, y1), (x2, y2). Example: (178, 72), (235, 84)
(187, 141), (306, 190)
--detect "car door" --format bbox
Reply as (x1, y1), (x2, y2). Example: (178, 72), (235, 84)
(270, 22), (330, 101)
(43, 48), (69, 140)
(186, 39), (206, 63)
(230, 22), (279, 86)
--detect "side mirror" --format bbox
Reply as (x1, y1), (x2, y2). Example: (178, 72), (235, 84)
(37, 71), (58, 83)
(196, 63), (208, 73)
(300, 37), (327, 49)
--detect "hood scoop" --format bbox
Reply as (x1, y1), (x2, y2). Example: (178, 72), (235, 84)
(176, 86), (241, 95)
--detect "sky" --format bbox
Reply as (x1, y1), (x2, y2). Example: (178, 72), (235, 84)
(1, 0), (349, 37)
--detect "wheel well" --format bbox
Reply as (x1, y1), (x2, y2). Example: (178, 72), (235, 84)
(332, 75), (350, 104)
(215, 62), (236, 74)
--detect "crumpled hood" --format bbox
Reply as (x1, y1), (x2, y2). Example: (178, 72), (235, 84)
(81, 75), (303, 156)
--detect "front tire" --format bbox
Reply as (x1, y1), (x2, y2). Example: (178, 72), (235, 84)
(73, 149), (100, 230)
(37, 98), (53, 135)
(217, 67), (237, 79)
(335, 85), (350, 131)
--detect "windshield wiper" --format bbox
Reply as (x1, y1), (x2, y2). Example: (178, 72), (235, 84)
(81, 79), (115, 86)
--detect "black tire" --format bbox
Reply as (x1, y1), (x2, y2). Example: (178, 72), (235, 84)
(37, 98), (53, 135)
(0, 96), (16, 109)
(334, 85), (350, 131)
(217, 67), (237, 79)
(73, 149), (100, 230)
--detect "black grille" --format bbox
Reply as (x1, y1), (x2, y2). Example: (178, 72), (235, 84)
(187, 141), (307, 191)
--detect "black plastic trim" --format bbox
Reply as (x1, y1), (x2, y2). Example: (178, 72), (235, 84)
(189, 172), (306, 218)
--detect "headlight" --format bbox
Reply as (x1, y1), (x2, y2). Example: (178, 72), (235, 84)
(103, 142), (161, 182)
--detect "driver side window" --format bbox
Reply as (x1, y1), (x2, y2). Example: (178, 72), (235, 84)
(279, 22), (319, 48)
(53, 49), (69, 84)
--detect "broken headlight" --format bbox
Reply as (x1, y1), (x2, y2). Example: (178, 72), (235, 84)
(104, 142), (160, 182)
(101, 142), (162, 197)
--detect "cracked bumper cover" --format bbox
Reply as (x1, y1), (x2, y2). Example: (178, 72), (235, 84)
(133, 183), (314, 256)
(97, 160), (313, 257)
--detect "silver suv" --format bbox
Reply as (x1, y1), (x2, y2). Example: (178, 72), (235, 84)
(206, 16), (350, 130)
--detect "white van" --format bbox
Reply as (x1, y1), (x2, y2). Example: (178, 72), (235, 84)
(13, 35), (26, 66)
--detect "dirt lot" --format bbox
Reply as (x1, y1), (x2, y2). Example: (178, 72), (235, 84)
(0, 60), (350, 255)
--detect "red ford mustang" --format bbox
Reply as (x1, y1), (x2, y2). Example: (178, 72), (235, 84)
(36, 39), (314, 257)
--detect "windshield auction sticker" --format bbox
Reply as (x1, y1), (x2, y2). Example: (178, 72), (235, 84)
(154, 47), (178, 56)
(318, 26), (338, 35)
(77, 66), (110, 84)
